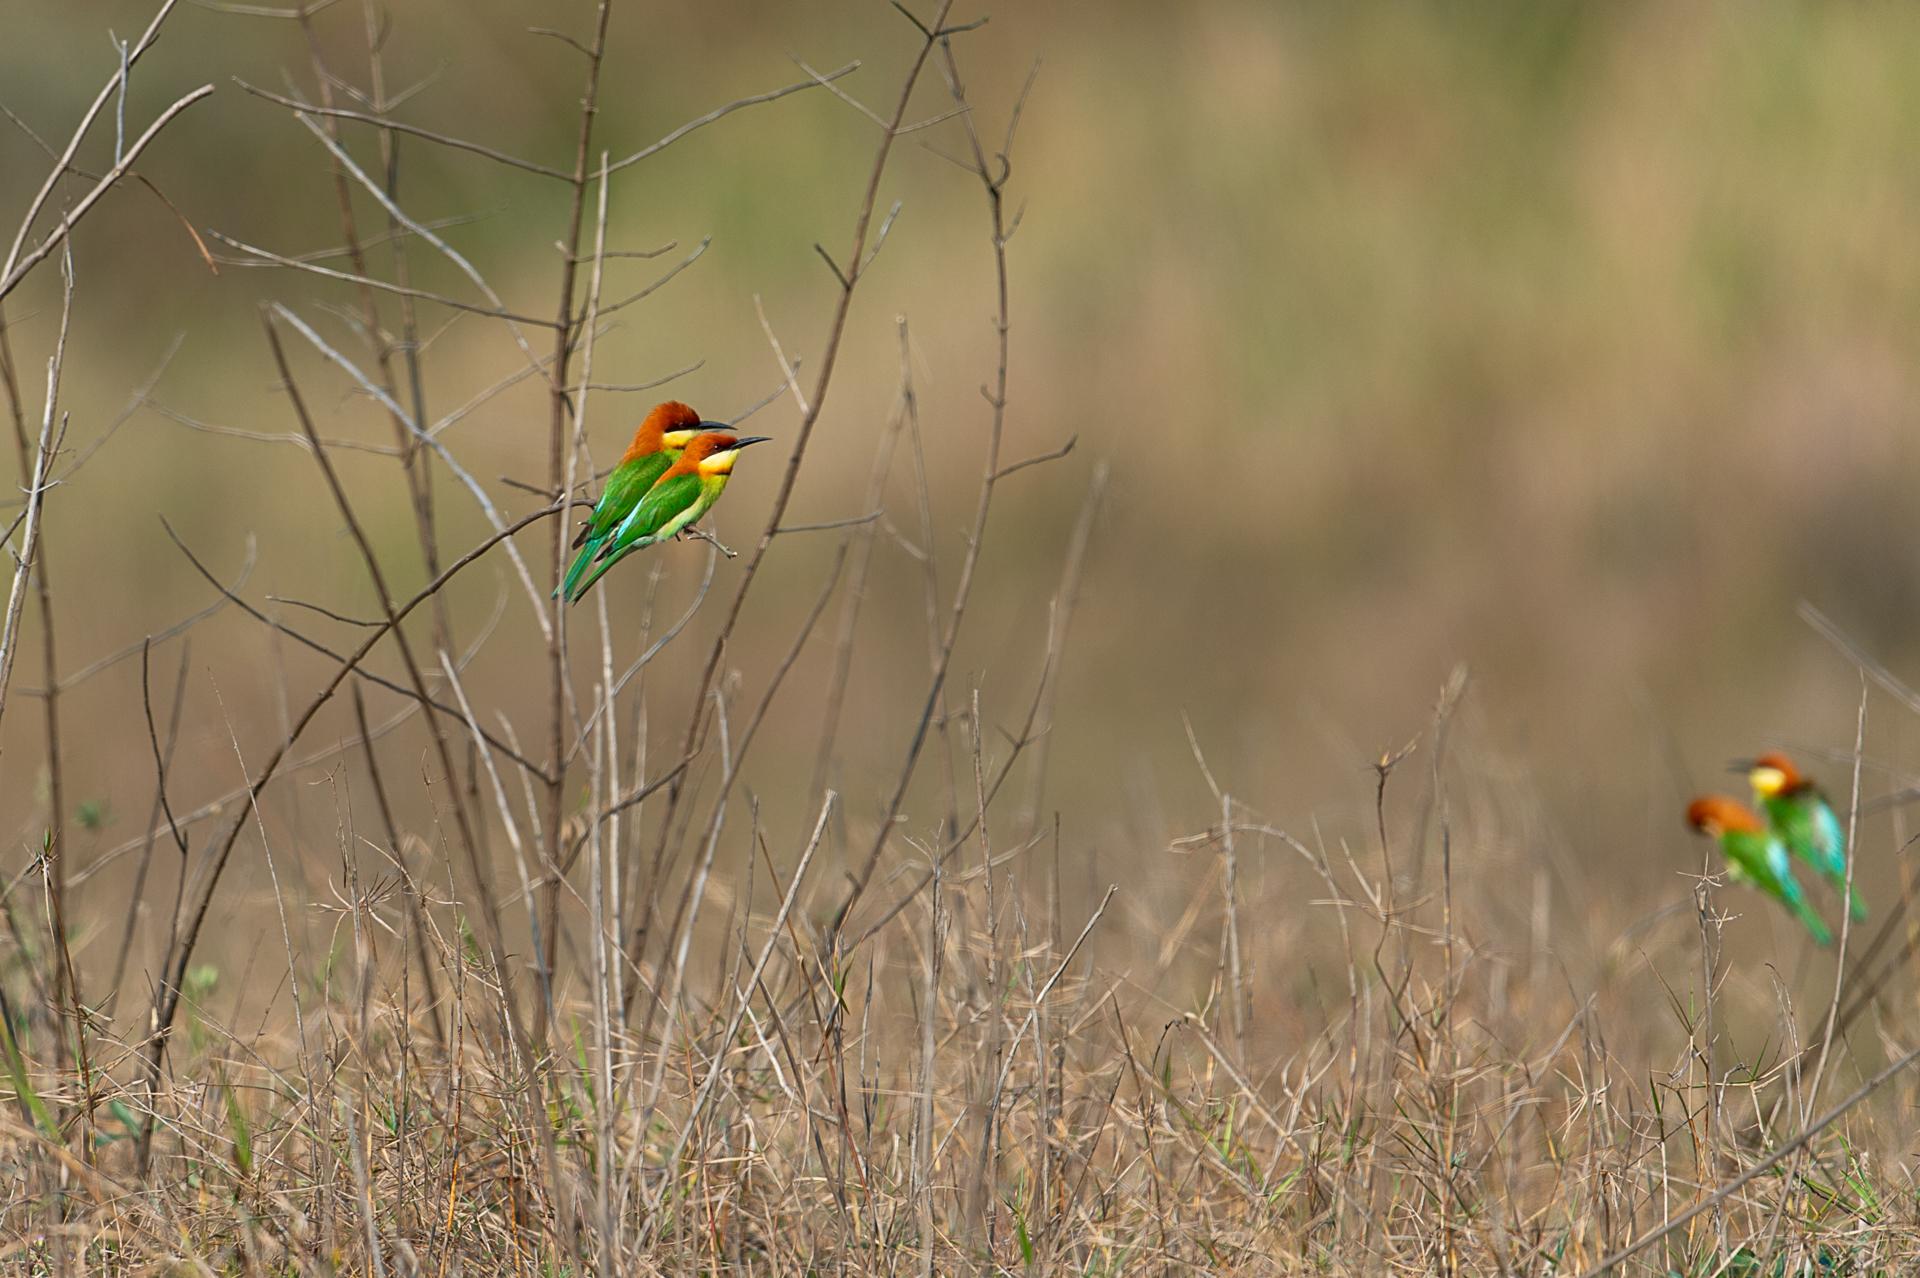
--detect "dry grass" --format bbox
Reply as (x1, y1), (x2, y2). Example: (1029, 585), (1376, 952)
(7, 718), (1920, 1275)
(3, 3), (1920, 1275)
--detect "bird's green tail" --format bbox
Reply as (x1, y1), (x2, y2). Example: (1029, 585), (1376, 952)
(559, 538), (602, 602)
(1846, 884), (1867, 923)
(1790, 894), (1833, 946)
(564, 540), (636, 604)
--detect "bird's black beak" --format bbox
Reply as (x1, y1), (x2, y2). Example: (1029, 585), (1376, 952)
(696, 420), (733, 432)
(1727, 758), (1757, 775)
(733, 435), (773, 448)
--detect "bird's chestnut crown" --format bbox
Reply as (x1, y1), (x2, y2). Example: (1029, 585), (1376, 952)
(1687, 794), (1763, 838)
(623, 401), (706, 461)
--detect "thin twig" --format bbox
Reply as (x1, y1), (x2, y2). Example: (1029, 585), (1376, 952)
(644, 2), (958, 962)
(1574, 1040), (1920, 1277)
(235, 80), (572, 179)
(607, 63), (860, 174)
(0, 86), (216, 304)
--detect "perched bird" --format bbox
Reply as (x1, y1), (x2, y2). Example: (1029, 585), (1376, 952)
(557, 401), (720, 602)
(1742, 750), (1865, 921)
(561, 430), (772, 604)
(1686, 795), (1832, 945)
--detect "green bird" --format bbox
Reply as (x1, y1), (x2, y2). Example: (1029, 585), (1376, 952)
(1743, 750), (1865, 922)
(558, 401), (713, 603)
(1687, 794), (1832, 945)
(562, 430), (771, 604)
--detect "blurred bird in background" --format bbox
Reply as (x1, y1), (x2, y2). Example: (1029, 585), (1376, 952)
(1738, 750), (1865, 922)
(1686, 794), (1833, 945)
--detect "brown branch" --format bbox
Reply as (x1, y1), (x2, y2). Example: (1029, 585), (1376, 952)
(234, 80), (573, 179)
(0, 85), (216, 304)
(163, 523), (549, 779)
(211, 232), (561, 328)
(74, 577), (509, 891)
(808, 317), (914, 804)
(2, 0), (186, 290)
(830, 24), (1021, 936)
(348, 680), (447, 1052)
(25, 534), (254, 695)
(640, 2), (959, 969)
(0, 250), (86, 1134)
(571, 237), (707, 325)
(136, 495), (564, 1139)
(992, 435), (1076, 482)
(606, 62), (861, 174)
(108, 636), (191, 999)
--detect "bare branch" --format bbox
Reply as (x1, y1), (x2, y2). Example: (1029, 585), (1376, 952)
(28, 535), (257, 695)
(189, 0), (343, 16)
(861, 200), (904, 275)
(288, 110), (556, 389)
(265, 594), (381, 627)
(147, 397), (402, 456)
(607, 62), (861, 174)
(3, 0), (186, 288)
(576, 237), (708, 323)
(162, 520), (549, 778)
(643, 5), (958, 940)
(0, 85), (217, 304)
(73, 576), (510, 891)
(527, 25), (593, 58)
(752, 294), (810, 418)
(832, 24), (1022, 931)
(236, 80), (573, 179)
(211, 231), (560, 328)
(138, 487), (564, 1107)
(812, 243), (851, 292)
(792, 58), (889, 130)
(584, 359), (704, 394)
(992, 434), (1076, 482)
(775, 510), (883, 536)
(270, 303), (555, 640)
(0, 256), (70, 754)
(139, 640), (191, 860)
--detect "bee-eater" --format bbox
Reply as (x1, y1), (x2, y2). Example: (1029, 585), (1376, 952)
(1742, 750), (1865, 921)
(557, 401), (720, 602)
(562, 430), (772, 604)
(1686, 795), (1832, 945)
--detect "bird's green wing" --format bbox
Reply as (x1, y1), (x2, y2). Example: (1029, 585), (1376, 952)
(558, 455), (677, 598)
(1765, 792), (1864, 921)
(1723, 829), (1831, 945)
(606, 471), (705, 550)
(574, 453), (673, 549)
(564, 472), (707, 604)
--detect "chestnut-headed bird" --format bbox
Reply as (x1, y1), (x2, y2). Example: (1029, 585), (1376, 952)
(1686, 795), (1832, 945)
(1743, 750), (1865, 921)
(562, 431), (772, 604)
(558, 401), (720, 603)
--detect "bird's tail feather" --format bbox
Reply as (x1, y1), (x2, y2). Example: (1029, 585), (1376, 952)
(1791, 894), (1833, 946)
(566, 542), (632, 604)
(561, 539), (601, 603)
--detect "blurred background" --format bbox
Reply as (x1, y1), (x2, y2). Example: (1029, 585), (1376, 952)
(5, 1), (1920, 1034)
